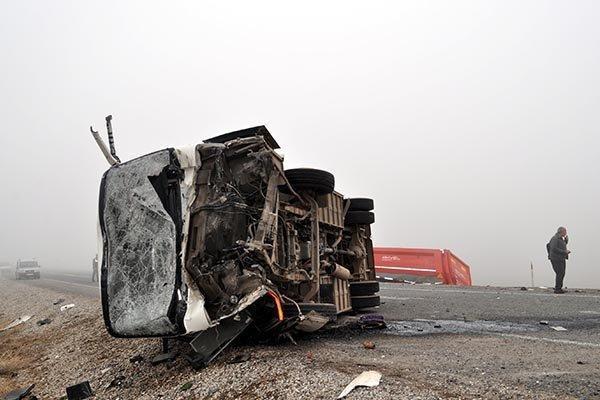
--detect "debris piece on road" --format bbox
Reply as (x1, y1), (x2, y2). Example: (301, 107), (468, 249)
(550, 326), (567, 331)
(151, 352), (177, 366)
(1, 315), (32, 332)
(227, 353), (251, 364)
(60, 304), (75, 312)
(129, 355), (144, 364)
(107, 375), (126, 389)
(180, 381), (193, 391)
(539, 320), (549, 325)
(577, 361), (586, 365)
(65, 381), (93, 400)
(538, 286), (548, 289)
(358, 314), (386, 330)
(337, 370), (382, 398)
(295, 311), (329, 332)
(100, 368), (111, 374)
(433, 324), (442, 329)
(1, 384), (35, 400)
(306, 352), (314, 362)
(53, 298), (65, 305)
(362, 340), (376, 349)
(520, 287), (527, 291)
(36, 318), (52, 326)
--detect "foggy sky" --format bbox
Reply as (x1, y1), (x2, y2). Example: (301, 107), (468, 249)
(1, 1), (598, 287)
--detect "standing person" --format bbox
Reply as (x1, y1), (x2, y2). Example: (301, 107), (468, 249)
(547, 227), (570, 294)
(92, 255), (99, 283)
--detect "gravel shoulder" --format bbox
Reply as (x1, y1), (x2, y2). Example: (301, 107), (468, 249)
(1, 278), (599, 399)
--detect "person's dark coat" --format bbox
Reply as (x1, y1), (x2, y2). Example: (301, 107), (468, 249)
(548, 233), (569, 261)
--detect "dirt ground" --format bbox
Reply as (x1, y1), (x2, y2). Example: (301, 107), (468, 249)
(1, 277), (599, 399)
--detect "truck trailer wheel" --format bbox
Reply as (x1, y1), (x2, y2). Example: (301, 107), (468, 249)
(284, 168), (335, 195)
(347, 198), (374, 212)
(349, 281), (380, 296)
(345, 211), (375, 225)
(351, 294), (380, 309)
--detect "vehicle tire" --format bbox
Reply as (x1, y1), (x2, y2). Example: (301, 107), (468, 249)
(284, 168), (335, 195)
(347, 198), (374, 212)
(349, 281), (380, 296)
(351, 295), (380, 309)
(345, 211), (375, 225)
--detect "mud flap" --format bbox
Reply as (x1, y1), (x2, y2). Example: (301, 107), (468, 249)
(185, 312), (253, 369)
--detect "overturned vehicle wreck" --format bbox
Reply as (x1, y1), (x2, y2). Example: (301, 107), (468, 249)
(95, 122), (378, 367)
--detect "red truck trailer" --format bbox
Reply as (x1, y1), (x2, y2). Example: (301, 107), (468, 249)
(373, 247), (472, 286)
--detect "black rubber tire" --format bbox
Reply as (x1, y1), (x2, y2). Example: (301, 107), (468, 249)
(349, 281), (380, 296)
(351, 295), (380, 309)
(284, 168), (335, 195)
(347, 198), (374, 212)
(345, 211), (375, 225)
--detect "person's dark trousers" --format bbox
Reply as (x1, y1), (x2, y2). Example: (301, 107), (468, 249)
(550, 259), (566, 290)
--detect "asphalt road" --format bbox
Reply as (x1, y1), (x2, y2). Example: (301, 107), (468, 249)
(13, 271), (600, 345)
(6, 272), (600, 398)
(13, 270), (100, 299)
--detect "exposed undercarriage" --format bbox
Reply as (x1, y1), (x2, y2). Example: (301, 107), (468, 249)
(98, 126), (378, 367)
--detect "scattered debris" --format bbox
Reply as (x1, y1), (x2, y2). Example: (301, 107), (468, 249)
(1, 315), (32, 332)
(107, 376), (126, 389)
(433, 324), (442, 329)
(53, 298), (65, 305)
(520, 287), (527, 291)
(337, 370), (382, 399)
(1, 384), (35, 400)
(180, 382), (193, 391)
(36, 318), (52, 326)
(296, 311), (329, 332)
(358, 314), (386, 330)
(306, 352), (314, 362)
(60, 304), (75, 312)
(362, 340), (376, 350)
(539, 320), (549, 325)
(538, 286), (548, 289)
(65, 381), (93, 400)
(577, 361), (586, 365)
(129, 355), (144, 364)
(151, 352), (177, 366)
(550, 326), (567, 331)
(227, 353), (251, 364)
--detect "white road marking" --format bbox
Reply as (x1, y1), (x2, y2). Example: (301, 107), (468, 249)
(60, 273), (90, 278)
(43, 278), (98, 289)
(381, 296), (425, 301)
(494, 332), (600, 348)
(379, 286), (600, 299)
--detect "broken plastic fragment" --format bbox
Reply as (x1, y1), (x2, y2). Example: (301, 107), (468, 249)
(550, 326), (567, 331)
(1, 315), (32, 332)
(362, 340), (375, 349)
(358, 314), (386, 330)
(36, 318), (52, 326)
(60, 304), (75, 312)
(337, 370), (382, 398)
(151, 352), (177, 365)
(1, 384), (35, 400)
(65, 381), (93, 400)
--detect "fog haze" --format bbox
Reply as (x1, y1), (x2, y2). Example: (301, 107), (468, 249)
(1, 1), (598, 287)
